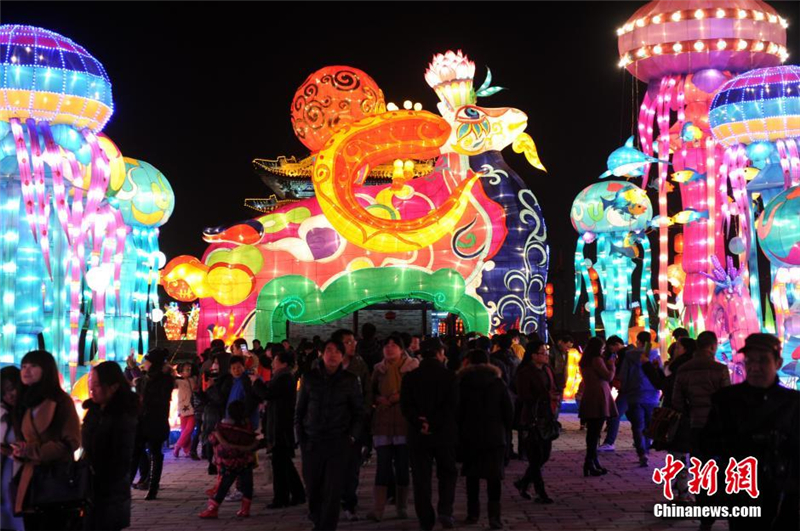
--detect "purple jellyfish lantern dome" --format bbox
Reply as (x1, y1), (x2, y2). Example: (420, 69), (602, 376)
(709, 65), (800, 147)
(617, 0), (788, 84)
(0, 24), (113, 132)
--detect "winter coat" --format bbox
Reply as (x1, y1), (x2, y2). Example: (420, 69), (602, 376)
(345, 354), (372, 408)
(1, 402), (22, 530)
(642, 352), (693, 408)
(81, 392), (139, 531)
(703, 381), (799, 528)
(457, 364), (513, 479)
(209, 419), (258, 470)
(516, 363), (558, 427)
(549, 343), (569, 390)
(136, 370), (174, 441)
(400, 358), (458, 447)
(253, 368), (296, 450)
(618, 348), (662, 405)
(14, 392), (81, 514)
(578, 356), (618, 420)
(489, 349), (516, 388)
(175, 377), (194, 418)
(295, 364), (364, 445)
(672, 354), (730, 429)
(371, 354), (419, 439)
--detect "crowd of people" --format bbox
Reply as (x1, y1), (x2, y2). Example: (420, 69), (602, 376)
(0, 325), (797, 531)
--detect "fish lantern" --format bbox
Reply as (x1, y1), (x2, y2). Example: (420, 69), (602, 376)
(571, 181), (654, 339)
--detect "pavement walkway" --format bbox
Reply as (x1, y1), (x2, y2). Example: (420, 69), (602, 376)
(129, 413), (724, 531)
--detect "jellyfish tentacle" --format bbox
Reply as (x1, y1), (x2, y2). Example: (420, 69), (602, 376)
(9, 119), (38, 245)
(574, 238), (586, 312)
(640, 234), (654, 329)
(27, 120), (52, 278)
(40, 123), (71, 245)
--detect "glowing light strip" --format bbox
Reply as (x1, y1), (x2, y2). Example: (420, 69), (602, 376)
(617, 9), (787, 36)
(619, 39), (788, 68)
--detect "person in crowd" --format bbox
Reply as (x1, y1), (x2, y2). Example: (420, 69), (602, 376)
(332, 328), (370, 522)
(1, 366), (24, 531)
(367, 333), (419, 522)
(251, 339), (266, 358)
(703, 333), (799, 531)
(281, 339), (293, 354)
(189, 358), (207, 461)
(578, 337), (617, 477)
(199, 400), (258, 519)
(295, 341), (318, 379)
(357, 323), (383, 372)
(617, 331), (662, 467)
(231, 338), (257, 375)
(225, 356), (258, 431)
(667, 328), (690, 359)
(513, 340), (559, 504)
(444, 336), (462, 372)
(173, 362), (196, 458)
(642, 336), (696, 502)
(11, 350), (81, 530)
(129, 348), (174, 500)
(408, 335), (422, 357)
(549, 334), (574, 420)
(457, 349), (513, 530)
(82, 361), (140, 531)
(200, 347), (231, 475)
(124, 352), (143, 386)
(489, 334), (515, 388)
(252, 349), (305, 509)
(598, 335), (627, 450)
(672, 330), (730, 529)
(295, 338), (364, 531)
(400, 338), (458, 530)
(508, 330), (526, 361)
(200, 339), (230, 378)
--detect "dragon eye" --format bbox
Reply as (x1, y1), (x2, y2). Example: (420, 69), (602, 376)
(457, 106), (486, 121)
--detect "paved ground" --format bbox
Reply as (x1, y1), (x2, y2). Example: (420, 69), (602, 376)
(129, 413), (723, 531)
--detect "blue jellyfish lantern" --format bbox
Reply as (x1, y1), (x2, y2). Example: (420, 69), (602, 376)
(571, 181), (654, 339)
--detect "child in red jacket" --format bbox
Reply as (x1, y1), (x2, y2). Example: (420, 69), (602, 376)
(199, 400), (258, 518)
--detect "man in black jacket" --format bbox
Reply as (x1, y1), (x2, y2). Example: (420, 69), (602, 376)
(295, 338), (364, 531)
(703, 334), (799, 531)
(253, 350), (305, 509)
(400, 338), (459, 530)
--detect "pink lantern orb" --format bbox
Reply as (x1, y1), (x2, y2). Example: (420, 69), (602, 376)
(617, 0), (787, 83)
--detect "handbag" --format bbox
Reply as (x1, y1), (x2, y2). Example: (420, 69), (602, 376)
(531, 400), (560, 442)
(644, 406), (682, 446)
(533, 417), (561, 441)
(28, 458), (91, 510)
(24, 404), (91, 512)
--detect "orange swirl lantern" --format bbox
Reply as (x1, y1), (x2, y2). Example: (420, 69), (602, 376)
(291, 66), (386, 152)
(313, 110), (480, 252)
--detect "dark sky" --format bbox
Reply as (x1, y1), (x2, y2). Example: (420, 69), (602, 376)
(4, 1), (799, 313)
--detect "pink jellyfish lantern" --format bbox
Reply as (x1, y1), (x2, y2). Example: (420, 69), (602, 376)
(617, 0), (788, 352)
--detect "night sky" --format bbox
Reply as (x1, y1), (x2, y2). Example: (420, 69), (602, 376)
(4, 1), (799, 327)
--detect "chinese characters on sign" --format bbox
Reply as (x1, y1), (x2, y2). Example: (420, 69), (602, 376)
(653, 456), (760, 500)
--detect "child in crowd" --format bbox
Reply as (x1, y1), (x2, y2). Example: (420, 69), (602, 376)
(199, 400), (258, 518)
(173, 363), (196, 457)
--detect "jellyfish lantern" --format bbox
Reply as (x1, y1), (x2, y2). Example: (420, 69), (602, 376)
(756, 185), (800, 366)
(617, 0), (788, 348)
(571, 181), (654, 339)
